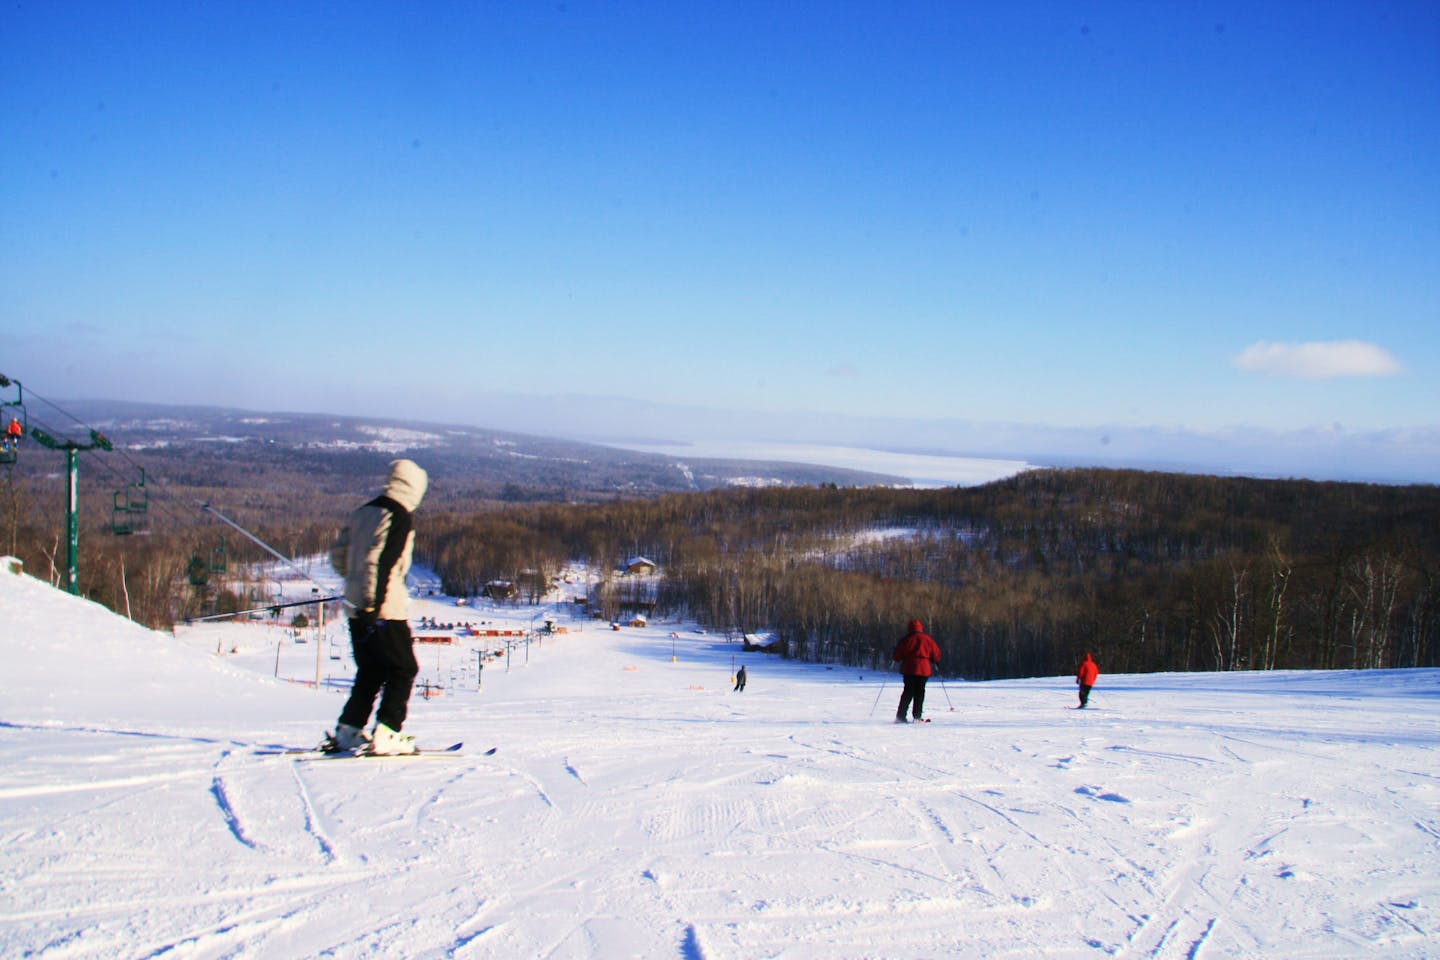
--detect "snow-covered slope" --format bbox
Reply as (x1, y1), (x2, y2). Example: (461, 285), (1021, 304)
(1, 565), (316, 730)
(2, 563), (1437, 959)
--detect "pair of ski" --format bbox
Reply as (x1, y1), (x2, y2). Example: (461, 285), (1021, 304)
(264, 740), (495, 760)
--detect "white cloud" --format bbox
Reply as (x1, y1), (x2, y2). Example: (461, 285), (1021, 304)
(1234, 340), (1403, 379)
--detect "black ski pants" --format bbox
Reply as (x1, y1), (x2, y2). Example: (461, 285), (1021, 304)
(897, 674), (929, 720)
(339, 617), (419, 732)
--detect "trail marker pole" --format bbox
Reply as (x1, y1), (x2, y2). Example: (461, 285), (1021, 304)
(313, 588), (323, 690)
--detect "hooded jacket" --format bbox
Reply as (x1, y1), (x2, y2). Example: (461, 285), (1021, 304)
(332, 459), (428, 621)
(1076, 653), (1099, 686)
(892, 620), (940, 677)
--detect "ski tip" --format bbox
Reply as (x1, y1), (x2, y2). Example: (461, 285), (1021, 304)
(483, 746), (498, 755)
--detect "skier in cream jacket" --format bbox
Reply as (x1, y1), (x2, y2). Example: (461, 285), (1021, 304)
(328, 459), (428, 754)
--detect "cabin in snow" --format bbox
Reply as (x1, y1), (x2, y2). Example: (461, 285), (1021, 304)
(743, 632), (784, 653)
(625, 556), (657, 575)
(483, 580), (517, 600)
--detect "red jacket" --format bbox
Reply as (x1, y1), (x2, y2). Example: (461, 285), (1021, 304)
(893, 620), (940, 677)
(1076, 654), (1099, 686)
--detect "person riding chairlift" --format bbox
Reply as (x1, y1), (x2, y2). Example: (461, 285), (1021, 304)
(2, 417), (20, 452)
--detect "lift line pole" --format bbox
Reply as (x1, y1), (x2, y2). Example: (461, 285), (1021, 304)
(31, 428), (113, 596)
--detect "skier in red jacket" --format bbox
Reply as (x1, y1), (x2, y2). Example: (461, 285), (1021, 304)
(892, 619), (940, 723)
(1076, 653), (1099, 708)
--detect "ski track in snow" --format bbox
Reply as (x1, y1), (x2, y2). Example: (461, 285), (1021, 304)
(3, 566), (1440, 959)
(209, 762), (259, 851)
(7, 693), (1438, 959)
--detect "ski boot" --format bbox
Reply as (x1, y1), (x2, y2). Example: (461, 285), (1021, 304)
(370, 723), (418, 756)
(322, 723), (370, 754)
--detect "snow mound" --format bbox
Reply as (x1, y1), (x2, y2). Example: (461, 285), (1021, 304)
(0, 564), (313, 731)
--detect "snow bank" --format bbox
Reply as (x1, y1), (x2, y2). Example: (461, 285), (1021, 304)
(0, 566), (314, 732)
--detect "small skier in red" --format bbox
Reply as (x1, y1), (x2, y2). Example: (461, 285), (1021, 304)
(2, 417), (20, 452)
(1076, 653), (1099, 708)
(892, 619), (940, 723)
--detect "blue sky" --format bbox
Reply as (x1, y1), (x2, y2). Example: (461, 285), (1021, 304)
(3, 2), (1438, 481)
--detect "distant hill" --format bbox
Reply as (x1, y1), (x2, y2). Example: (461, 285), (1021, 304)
(54, 399), (907, 501)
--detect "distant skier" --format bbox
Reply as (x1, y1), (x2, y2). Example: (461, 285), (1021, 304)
(892, 619), (940, 723)
(2, 417), (20, 451)
(734, 664), (747, 692)
(1076, 652), (1099, 708)
(327, 459), (428, 755)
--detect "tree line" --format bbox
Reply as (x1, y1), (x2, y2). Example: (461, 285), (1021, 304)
(5, 449), (1437, 681)
(419, 470), (1440, 679)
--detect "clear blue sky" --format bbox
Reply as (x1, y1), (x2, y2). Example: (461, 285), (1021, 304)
(3, 2), (1437, 478)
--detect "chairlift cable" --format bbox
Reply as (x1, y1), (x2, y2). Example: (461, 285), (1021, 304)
(181, 594), (343, 624)
(21, 391), (154, 481)
(13, 387), (191, 532)
(5, 376), (333, 611)
(198, 501), (351, 609)
(7, 380), (331, 589)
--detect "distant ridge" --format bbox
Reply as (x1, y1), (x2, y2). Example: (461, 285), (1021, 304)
(49, 398), (910, 498)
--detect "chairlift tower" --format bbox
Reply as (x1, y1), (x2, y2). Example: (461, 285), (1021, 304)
(30, 427), (113, 596)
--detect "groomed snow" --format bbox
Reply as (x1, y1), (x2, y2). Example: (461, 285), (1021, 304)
(2, 562), (1437, 959)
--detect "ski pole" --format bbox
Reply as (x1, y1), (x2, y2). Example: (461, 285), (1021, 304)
(938, 674), (954, 711)
(869, 679), (888, 717)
